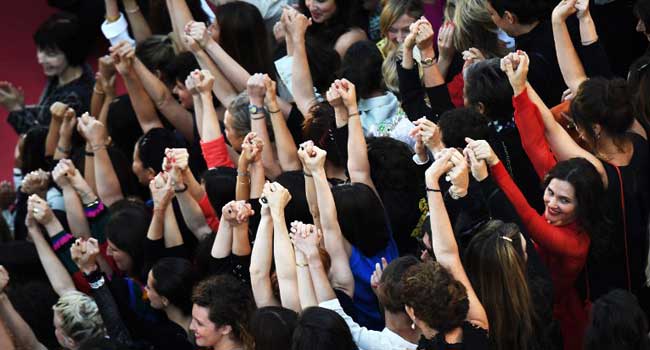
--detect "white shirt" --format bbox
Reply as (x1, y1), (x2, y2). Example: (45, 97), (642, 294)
(319, 298), (418, 350)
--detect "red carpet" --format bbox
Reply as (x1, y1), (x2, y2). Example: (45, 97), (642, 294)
(0, 4), (55, 181)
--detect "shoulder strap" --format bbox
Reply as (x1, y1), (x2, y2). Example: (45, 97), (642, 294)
(614, 165), (632, 291)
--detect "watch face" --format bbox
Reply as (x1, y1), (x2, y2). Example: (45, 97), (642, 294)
(248, 105), (263, 114)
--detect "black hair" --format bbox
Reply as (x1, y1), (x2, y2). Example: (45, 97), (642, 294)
(570, 78), (635, 149)
(203, 167), (237, 214)
(164, 52), (200, 86)
(215, 2), (275, 79)
(251, 306), (299, 350)
(332, 182), (390, 257)
(487, 0), (551, 24)
(305, 38), (341, 94)
(137, 128), (178, 174)
(151, 258), (195, 316)
(135, 35), (176, 78)
(275, 171), (313, 225)
(33, 12), (87, 66)
(544, 158), (614, 262)
(298, 0), (366, 47)
(464, 58), (515, 122)
(438, 108), (490, 148)
(376, 256), (420, 313)
(106, 95), (144, 165)
(105, 199), (151, 279)
(291, 307), (358, 350)
(340, 41), (384, 98)
(302, 102), (345, 168)
(366, 137), (422, 254)
(585, 289), (650, 350)
(628, 55), (650, 129)
(21, 126), (49, 174)
(192, 274), (254, 348)
(78, 337), (129, 350)
(634, 0), (650, 34)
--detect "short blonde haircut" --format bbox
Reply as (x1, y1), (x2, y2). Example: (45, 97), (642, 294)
(52, 291), (105, 343)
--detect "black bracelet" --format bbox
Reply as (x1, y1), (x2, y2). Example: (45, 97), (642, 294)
(85, 150), (95, 157)
(303, 171), (313, 177)
(426, 187), (442, 192)
(251, 114), (266, 120)
(268, 109), (281, 114)
(174, 183), (188, 193)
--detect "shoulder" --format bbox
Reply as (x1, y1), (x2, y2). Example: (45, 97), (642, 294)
(335, 28), (368, 56)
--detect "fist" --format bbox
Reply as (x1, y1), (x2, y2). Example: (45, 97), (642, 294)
(77, 112), (108, 146)
(261, 182), (292, 212)
(70, 238), (100, 274)
(27, 194), (55, 225)
(247, 73), (267, 103)
(21, 169), (50, 195)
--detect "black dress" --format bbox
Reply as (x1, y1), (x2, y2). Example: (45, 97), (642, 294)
(417, 322), (489, 350)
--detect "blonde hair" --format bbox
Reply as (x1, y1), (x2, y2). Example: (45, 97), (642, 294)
(52, 291), (105, 343)
(451, 0), (507, 58)
(379, 0), (424, 54)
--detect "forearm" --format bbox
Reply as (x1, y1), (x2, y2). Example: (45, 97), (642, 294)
(250, 162), (265, 199)
(166, 0), (194, 49)
(291, 39), (317, 116)
(54, 132), (72, 160)
(182, 168), (205, 201)
(122, 0), (152, 43)
(192, 94), (203, 138)
(0, 294), (45, 350)
(346, 111), (373, 188)
(422, 47), (445, 87)
(93, 146), (124, 207)
(45, 119), (62, 157)
(194, 49), (237, 108)
(250, 111), (282, 179)
(552, 19), (587, 92)
(211, 221), (233, 259)
(91, 85), (106, 118)
(85, 271), (134, 346)
(271, 210), (300, 312)
(122, 71), (164, 133)
(249, 215), (278, 307)
(146, 208), (165, 241)
(295, 252), (317, 309)
(62, 186), (91, 238)
(29, 227), (76, 296)
(204, 40), (251, 92)
(163, 205), (184, 248)
(306, 250), (337, 303)
(304, 175), (321, 229)
(176, 192), (212, 239)
(84, 145), (98, 194)
(578, 14), (598, 45)
(231, 223), (251, 256)
(269, 108), (301, 171)
(97, 94), (112, 126)
(402, 46), (415, 70)
(426, 190), (460, 265)
(236, 161), (251, 201)
(200, 91), (224, 142)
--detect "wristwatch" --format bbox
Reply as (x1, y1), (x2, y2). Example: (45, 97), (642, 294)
(421, 56), (435, 67)
(248, 104), (265, 115)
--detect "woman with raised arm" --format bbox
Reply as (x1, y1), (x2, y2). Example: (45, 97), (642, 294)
(505, 50), (649, 300)
(465, 137), (613, 350)
(209, 200), (254, 284)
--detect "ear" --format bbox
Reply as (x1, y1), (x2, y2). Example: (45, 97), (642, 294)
(504, 11), (516, 25)
(592, 124), (602, 138)
(404, 305), (416, 322)
(155, 69), (163, 79)
(476, 102), (486, 115)
(161, 296), (170, 308)
(217, 324), (233, 336)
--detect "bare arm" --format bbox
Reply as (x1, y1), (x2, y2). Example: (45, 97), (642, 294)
(165, 0), (195, 51)
(53, 161), (93, 238)
(163, 205), (184, 248)
(232, 212), (252, 257)
(270, 203), (301, 312)
(0, 293), (47, 350)
(551, 0), (587, 93)
(248, 74), (283, 179)
(122, 0), (152, 43)
(424, 156), (489, 329)
(211, 208), (233, 259)
(287, 16), (317, 118)
(249, 211), (279, 307)
(45, 116), (62, 158)
(266, 77), (301, 171)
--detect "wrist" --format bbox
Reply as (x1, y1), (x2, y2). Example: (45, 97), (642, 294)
(421, 47), (435, 59)
(306, 249), (322, 263)
(487, 157), (500, 167)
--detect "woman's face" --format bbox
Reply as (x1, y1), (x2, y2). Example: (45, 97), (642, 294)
(388, 14), (417, 44)
(224, 110), (244, 153)
(637, 19), (650, 41)
(106, 240), (134, 273)
(543, 179), (577, 226)
(53, 311), (72, 349)
(305, 0), (337, 24)
(173, 80), (194, 109)
(132, 143), (154, 185)
(189, 305), (224, 347)
(37, 47), (68, 77)
(146, 270), (165, 310)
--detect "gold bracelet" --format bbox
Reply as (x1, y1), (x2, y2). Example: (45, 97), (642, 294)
(125, 6), (140, 14)
(296, 262), (309, 267)
(105, 14), (120, 23)
(93, 86), (105, 95)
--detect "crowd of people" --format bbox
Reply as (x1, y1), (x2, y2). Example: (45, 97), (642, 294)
(0, 0), (649, 348)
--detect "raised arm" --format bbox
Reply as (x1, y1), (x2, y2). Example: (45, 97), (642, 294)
(248, 74), (283, 179)
(265, 75), (301, 171)
(231, 202), (253, 257)
(211, 202), (235, 259)
(237, 133), (265, 200)
(78, 113), (125, 206)
(110, 41), (164, 134)
(0, 266), (47, 350)
(25, 208), (76, 297)
(423, 150), (489, 329)
(45, 102), (65, 157)
(54, 108), (78, 161)
(122, 0), (153, 43)
(291, 222), (326, 308)
(52, 160), (91, 238)
(165, 0), (195, 51)
(301, 145), (354, 298)
(285, 9), (317, 117)
(249, 205), (279, 307)
(416, 18), (446, 87)
(264, 182), (301, 312)
(551, 0), (587, 93)
(148, 172), (174, 243)
(335, 79), (375, 191)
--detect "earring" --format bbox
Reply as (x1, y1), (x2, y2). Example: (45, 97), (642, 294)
(411, 322), (416, 330)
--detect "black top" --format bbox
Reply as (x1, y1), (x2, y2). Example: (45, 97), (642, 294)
(417, 322), (489, 350)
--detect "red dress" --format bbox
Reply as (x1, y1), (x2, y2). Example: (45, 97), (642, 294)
(491, 89), (590, 350)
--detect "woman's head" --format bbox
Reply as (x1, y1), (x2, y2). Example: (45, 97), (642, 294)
(165, 52), (200, 109)
(132, 128), (178, 185)
(376, 256), (420, 314)
(105, 200), (151, 276)
(213, 2), (274, 78)
(452, 0), (507, 57)
(570, 78), (635, 151)
(464, 220), (535, 350)
(147, 258), (195, 315)
(302, 102), (345, 168)
(438, 108), (490, 148)
(402, 261), (469, 333)
(634, 0), (650, 41)
(21, 126), (49, 174)
(340, 41), (384, 98)
(542, 158), (604, 228)
(332, 182), (390, 257)
(52, 291), (105, 349)
(190, 275), (254, 349)
(135, 35), (176, 79)
(202, 167), (237, 217)
(291, 307), (358, 350)
(225, 93), (254, 152)
(628, 55), (650, 126)
(33, 13), (86, 76)
(301, 0), (340, 24)
(379, 0), (423, 48)
(251, 306), (298, 350)
(464, 58), (515, 122)
(585, 289), (650, 350)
